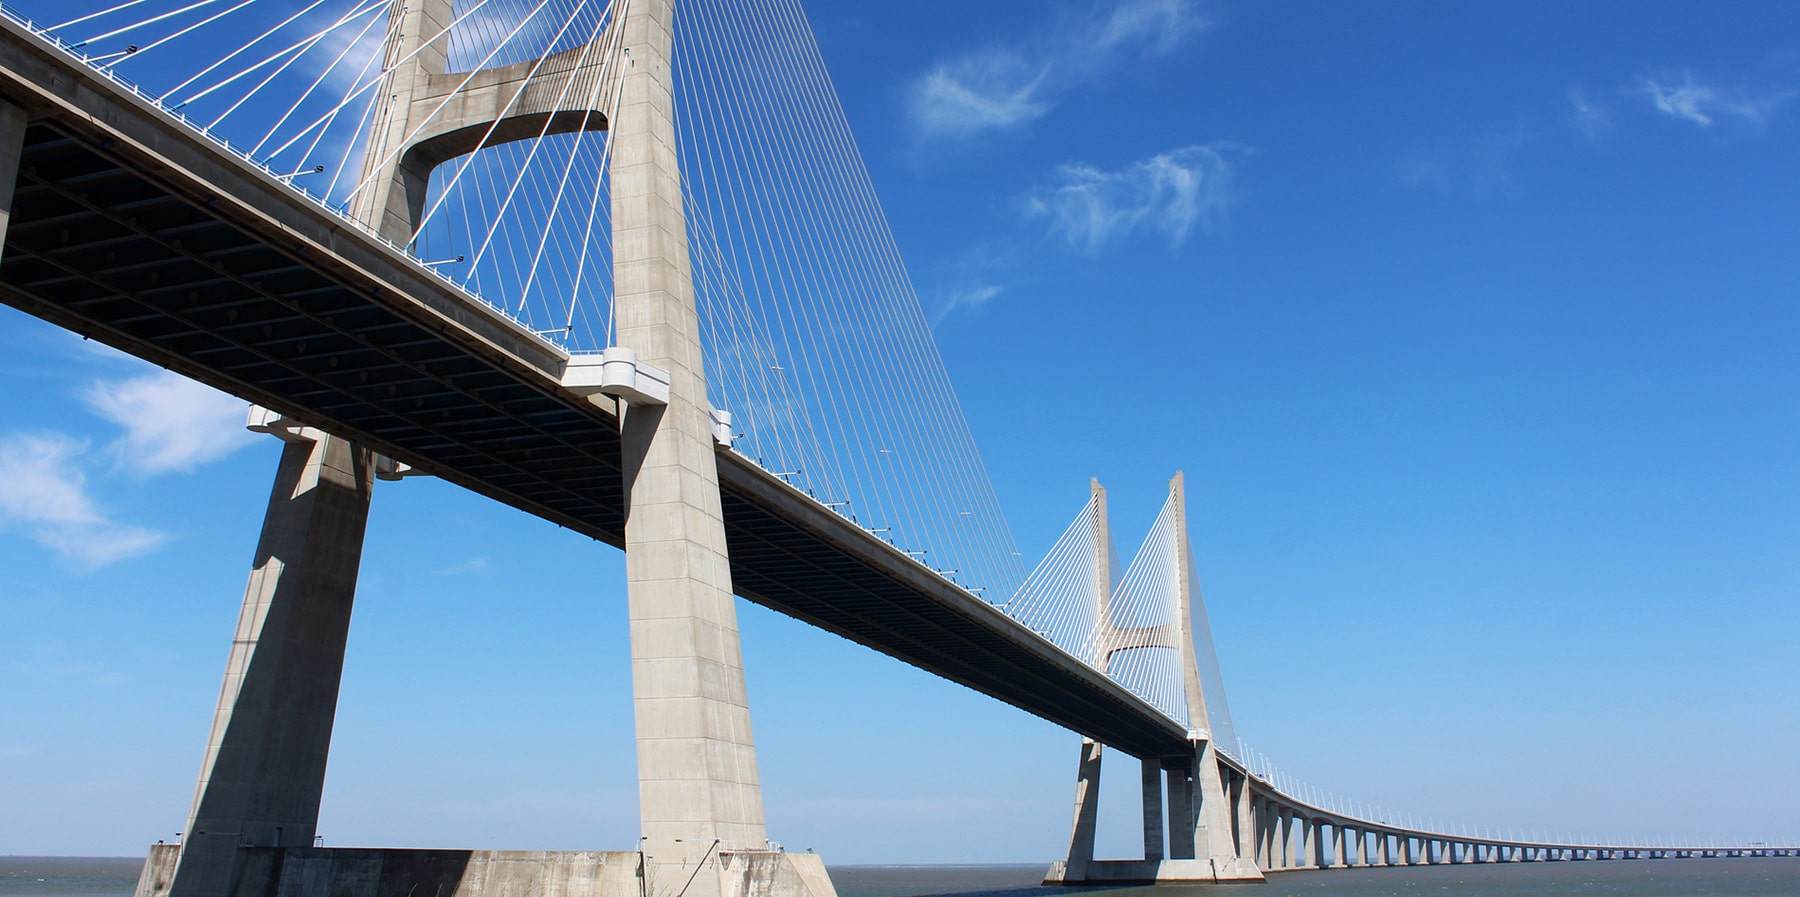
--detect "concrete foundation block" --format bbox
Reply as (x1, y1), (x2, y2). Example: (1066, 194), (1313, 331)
(134, 847), (835, 897)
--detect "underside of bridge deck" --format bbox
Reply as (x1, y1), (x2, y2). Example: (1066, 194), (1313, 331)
(0, 28), (1190, 760)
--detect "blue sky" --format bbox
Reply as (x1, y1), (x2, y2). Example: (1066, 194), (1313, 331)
(3, 0), (1798, 864)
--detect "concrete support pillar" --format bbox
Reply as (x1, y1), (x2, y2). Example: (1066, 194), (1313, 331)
(1166, 762), (1196, 860)
(1300, 820), (1318, 869)
(1063, 740), (1102, 880)
(1231, 774), (1255, 866)
(1141, 758), (1165, 862)
(1331, 826), (1346, 868)
(1380, 832), (1393, 866)
(1260, 799), (1274, 868)
(0, 99), (27, 264)
(1277, 810), (1291, 869)
(168, 433), (374, 897)
(613, 5), (771, 893)
(1153, 475), (1260, 880)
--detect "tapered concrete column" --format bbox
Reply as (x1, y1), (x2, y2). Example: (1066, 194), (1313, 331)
(1260, 799), (1274, 868)
(1230, 773), (1254, 865)
(1188, 740), (1242, 869)
(1301, 820), (1318, 869)
(1063, 740), (1102, 880)
(168, 433), (374, 897)
(1055, 483), (1125, 883)
(1166, 471), (1252, 878)
(0, 99), (27, 263)
(1276, 810), (1290, 869)
(1331, 826), (1346, 868)
(1380, 832), (1393, 866)
(613, 1), (769, 887)
(1141, 758), (1165, 861)
(1166, 762), (1196, 860)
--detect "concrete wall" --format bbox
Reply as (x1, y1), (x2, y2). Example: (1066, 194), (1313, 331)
(134, 846), (831, 897)
(139, 847), (636, 897)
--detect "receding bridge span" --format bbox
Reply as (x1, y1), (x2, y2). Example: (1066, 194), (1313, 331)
(0, 7), (1788, 897)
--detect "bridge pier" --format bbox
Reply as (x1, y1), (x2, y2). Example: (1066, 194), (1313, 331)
(153, 427), (374, 897)
(117, 0), (830, 895)
(1062, 739), (1104, 880)
(1142, 759), (1166, 861)
(1262, 802), (1274, 870)
(1045, 478), (1261, 885)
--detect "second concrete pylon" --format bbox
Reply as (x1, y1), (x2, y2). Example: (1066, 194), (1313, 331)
(610, 4), (831, 897)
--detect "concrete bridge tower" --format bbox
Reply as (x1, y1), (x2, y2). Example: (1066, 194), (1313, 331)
(1045, 473), (1262, 884)
(149, 4), (832, 897)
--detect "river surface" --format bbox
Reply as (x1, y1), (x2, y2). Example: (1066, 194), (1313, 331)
(7, 857), (1800, 897)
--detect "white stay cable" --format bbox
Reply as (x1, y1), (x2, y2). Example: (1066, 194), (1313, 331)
(77, 0), (227, 48)
(100, 0), (259, 70)
(51, 0), (156, 34)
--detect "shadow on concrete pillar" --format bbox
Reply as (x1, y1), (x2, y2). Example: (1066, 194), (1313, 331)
(163, 433), (373, 897)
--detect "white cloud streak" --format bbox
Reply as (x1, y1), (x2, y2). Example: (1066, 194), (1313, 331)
(1566, 86), (1612, 140)
(0, 433), (167, 569)
(1636, 69), (1795, 128)
(931, 284), (1005, 326)
(83, 370), (257, 476)
(910, 0), (1210, 139)
(1025, 144), (1237, 253)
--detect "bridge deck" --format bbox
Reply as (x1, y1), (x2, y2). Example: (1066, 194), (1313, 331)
(0, 16), (1189, 761)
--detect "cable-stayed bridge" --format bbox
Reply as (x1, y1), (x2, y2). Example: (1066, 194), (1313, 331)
(0, 3), (1787, 897)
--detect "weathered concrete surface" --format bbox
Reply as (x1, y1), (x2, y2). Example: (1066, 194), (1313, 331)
(1061, 740), (1103, 881)
(1044, 858), (1261, 885)
(137, 846), (830, 897)
(168, 434), (374, 897)
(611, 1), (775, 892)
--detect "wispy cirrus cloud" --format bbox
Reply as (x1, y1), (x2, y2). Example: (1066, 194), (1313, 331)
(1024, 144), (1239, 253)
(909, 0), (1210, 139)
(0, 433), (167, 569)
(83, 370), (258, 476)
(931, 284), (1005, 326)
(1566, 86), (1613, 140)
(1635, 69), (1796, 128)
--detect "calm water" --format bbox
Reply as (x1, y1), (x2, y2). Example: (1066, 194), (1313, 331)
(7, 857), (1800, 897)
